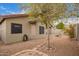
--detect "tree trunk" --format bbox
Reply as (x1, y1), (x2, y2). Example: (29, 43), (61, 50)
(47, 27), (51, 50)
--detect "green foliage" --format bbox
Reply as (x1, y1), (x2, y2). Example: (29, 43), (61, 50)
(64, 24), (75, 38)
(56, 22), (65, 29)
(21, 4), (67, 49)
(30, 4), (67, 28)
(68, 24), (75, 38)
(21, 3), (67, 29)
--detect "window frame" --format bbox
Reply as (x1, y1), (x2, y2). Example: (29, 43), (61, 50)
(39, 26), (44, 34)
(11, 23), (22, 34)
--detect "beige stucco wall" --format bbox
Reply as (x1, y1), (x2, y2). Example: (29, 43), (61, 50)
(0, 17), (47, 44)
(29, 22), (47, 40)
(35, 22), (47, 39)
(5, 17), (30, 44)
(0, 20), (7, 43)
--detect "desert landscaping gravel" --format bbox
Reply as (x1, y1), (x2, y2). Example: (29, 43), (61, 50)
(0, 35), (79, 56)
(0, 39), (46, 56)
(37, 35), (79, 56)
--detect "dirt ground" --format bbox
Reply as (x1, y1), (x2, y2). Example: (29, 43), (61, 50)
(37, 35), (79, 56)
(0, 39), (46, 56)
(0, 35), (79, 56)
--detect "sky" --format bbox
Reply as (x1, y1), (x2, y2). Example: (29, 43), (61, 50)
(67, 3), (74, 12)
(0, 3), (23, 15)
(0, 3), (75, 15)
(0, 3), (78, 24)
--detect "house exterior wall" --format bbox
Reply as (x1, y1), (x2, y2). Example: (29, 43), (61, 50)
(36, 22), (47, 39)
(29, 22), (47, 39)
(0, 26), (1, 40)
(0, 20), (7, 43)
(0, 17), (47, 44)
(5, 17), (30, 44)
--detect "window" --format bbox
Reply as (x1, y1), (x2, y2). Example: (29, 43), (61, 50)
(11, 23), (22, 34)
(39, 26), (44, 34)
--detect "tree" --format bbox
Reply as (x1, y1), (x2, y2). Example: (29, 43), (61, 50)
(67, 24), (75, 38)
(21, 3), (67, 50)
(56, 22), (65, 29)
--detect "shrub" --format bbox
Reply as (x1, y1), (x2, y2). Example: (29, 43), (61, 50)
(64, 24), (75, 38)
(56, 22), (65, 30)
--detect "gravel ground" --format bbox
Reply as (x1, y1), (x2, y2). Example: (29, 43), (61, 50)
(0, 39), (46, 56)
(0, 35), (79, 56)
(13, 49), (48, 56)
(37, 35), (79, 56)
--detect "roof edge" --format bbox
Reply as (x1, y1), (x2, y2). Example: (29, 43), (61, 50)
(0, 14), (29, 25)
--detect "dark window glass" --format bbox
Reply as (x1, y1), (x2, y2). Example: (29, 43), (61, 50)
(11, 23), (22, 34)
(39, 26), (44, 34)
